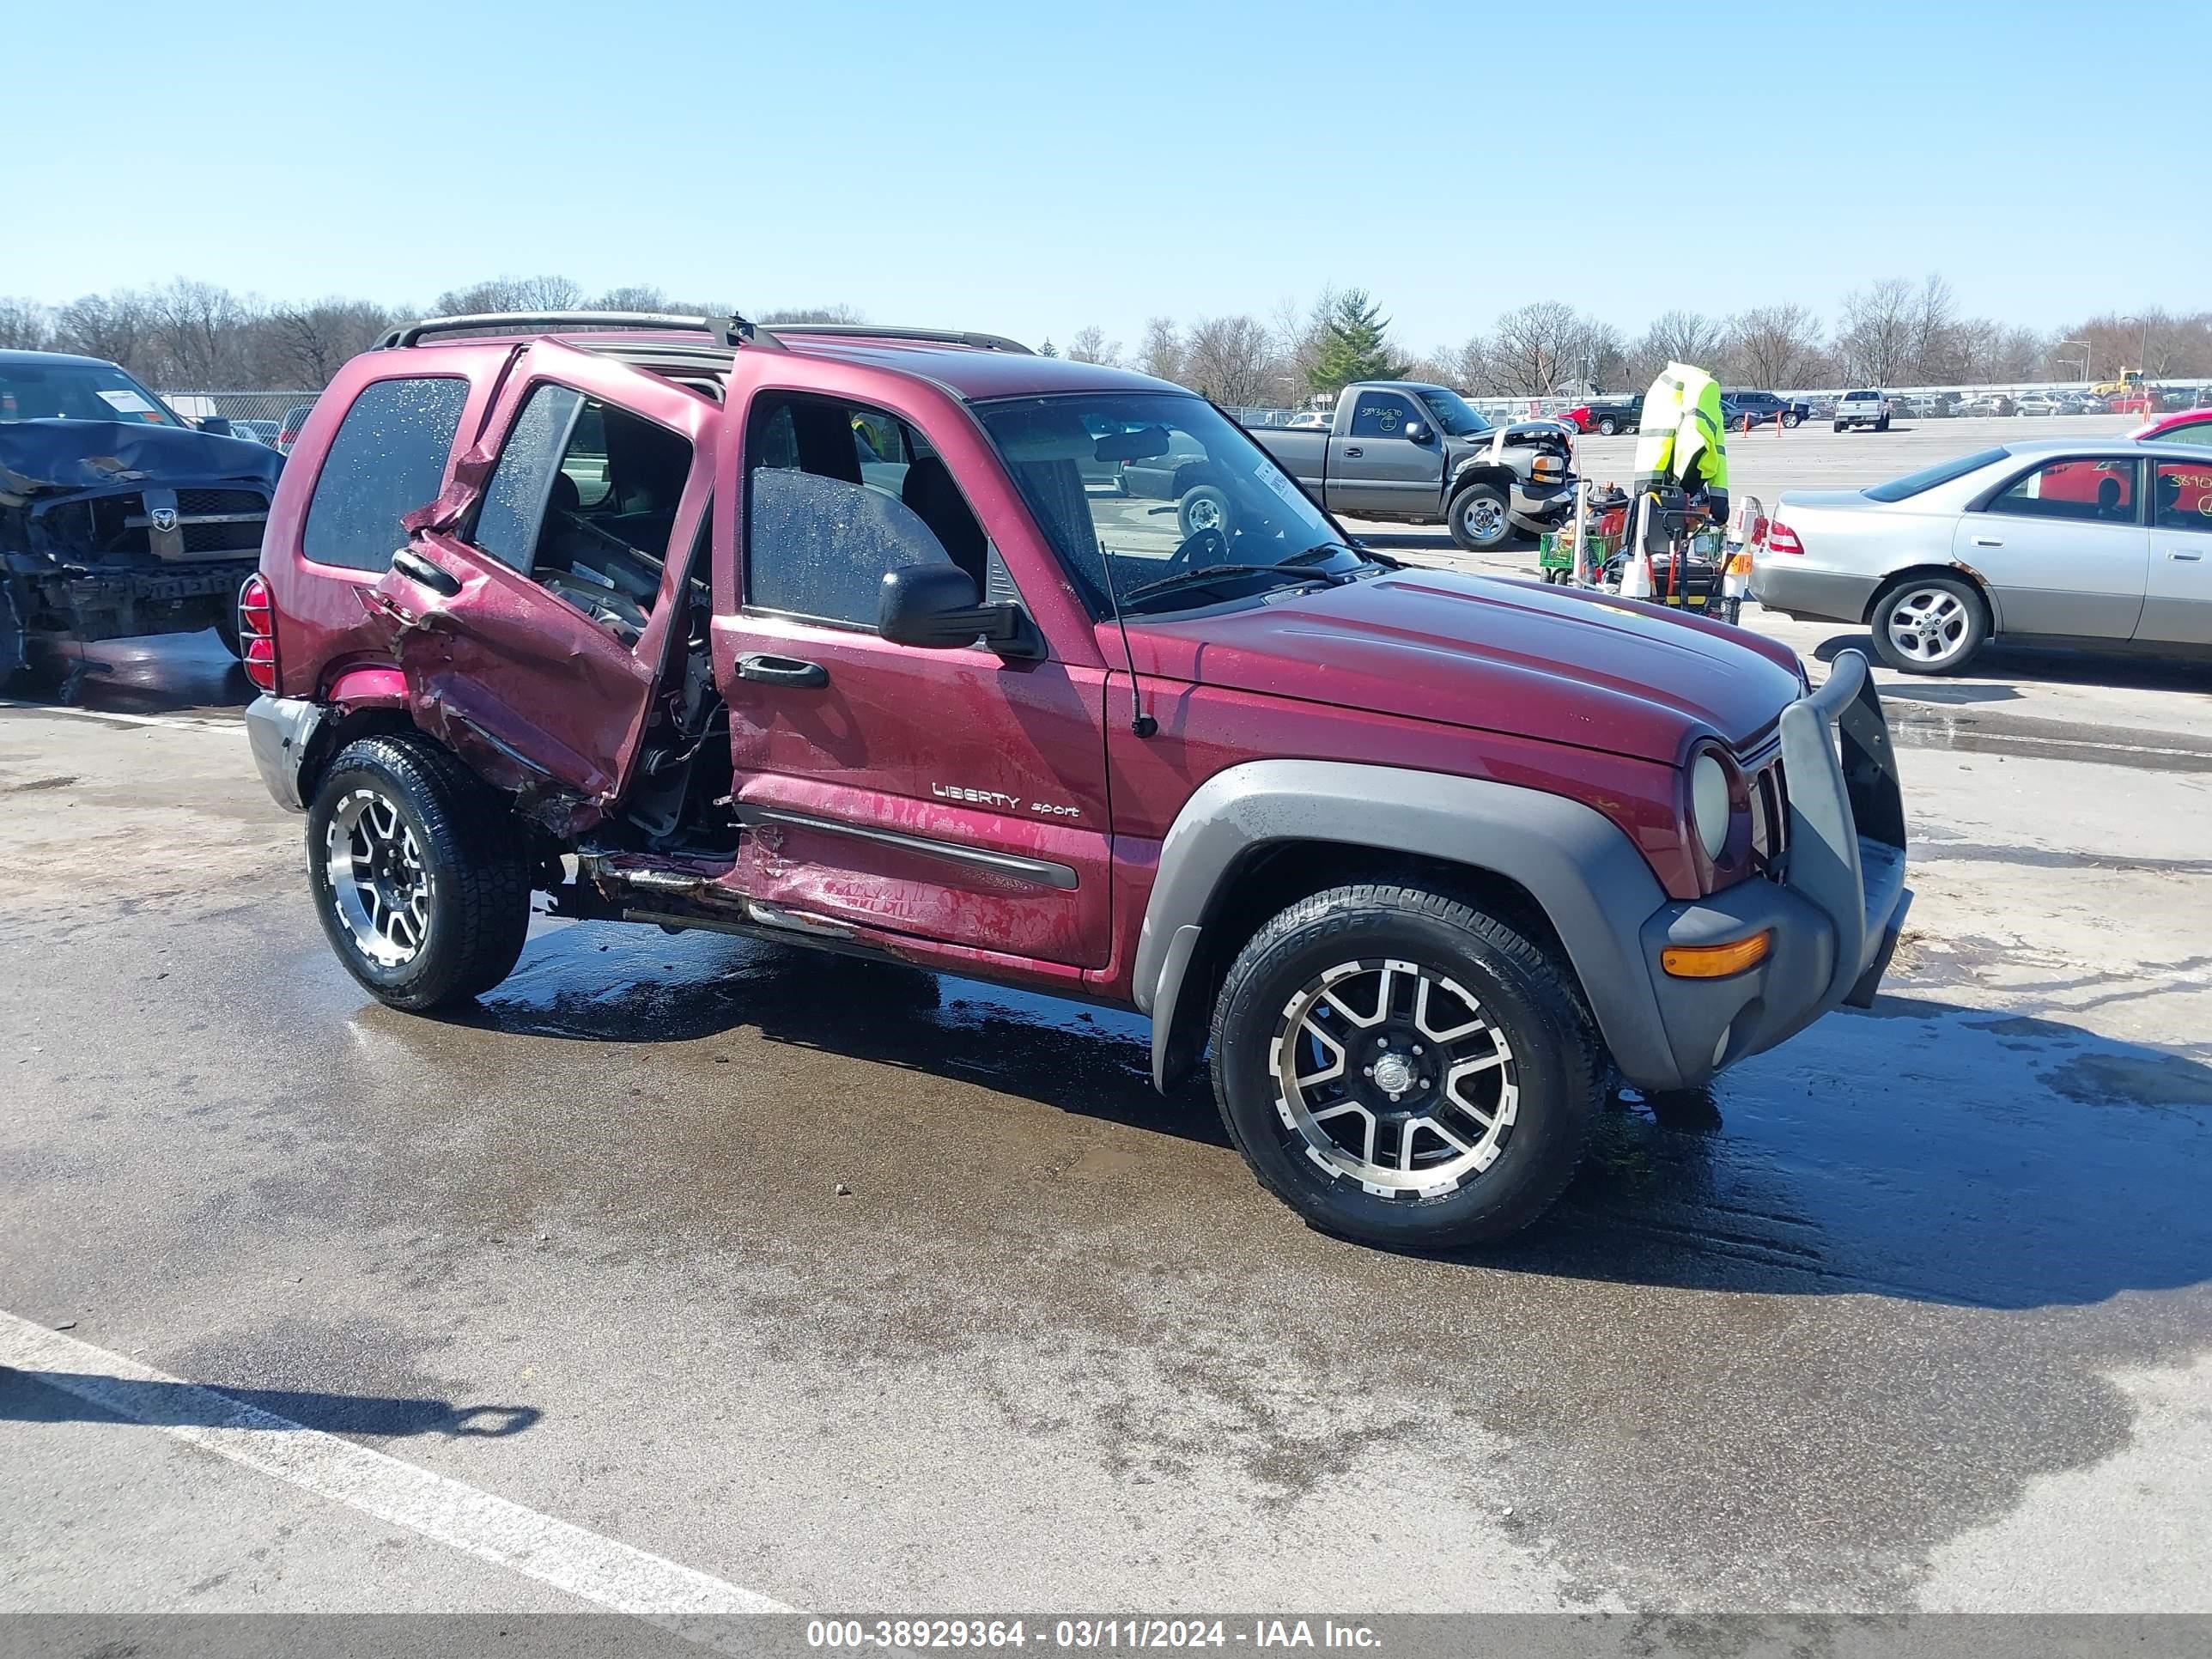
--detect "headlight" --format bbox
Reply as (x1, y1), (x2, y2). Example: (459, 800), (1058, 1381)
(1691, 753), (1731, 862)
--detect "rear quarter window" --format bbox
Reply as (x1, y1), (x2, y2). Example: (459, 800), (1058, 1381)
(301, 376), (471, 572)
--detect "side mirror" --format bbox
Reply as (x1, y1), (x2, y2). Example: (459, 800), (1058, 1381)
(878, 562), (1032, 653)
(1402, 420), (1431, 444)
(198, 416), (236, 437)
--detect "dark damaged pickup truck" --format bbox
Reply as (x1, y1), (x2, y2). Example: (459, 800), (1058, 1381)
(244, 312), (1912, 1251)
(2, 349), (281, 690)
(1249, 382), (1577, 553)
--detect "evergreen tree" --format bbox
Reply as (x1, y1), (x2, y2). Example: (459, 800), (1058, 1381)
(1037, 337), (1059, 357)
(1307, 289), (1406, 393)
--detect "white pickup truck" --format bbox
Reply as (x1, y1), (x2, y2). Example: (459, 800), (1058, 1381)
(1834, 389), (1893, 433)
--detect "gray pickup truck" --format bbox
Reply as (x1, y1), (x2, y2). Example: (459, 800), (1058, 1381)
(1241, 382), (1577, 551)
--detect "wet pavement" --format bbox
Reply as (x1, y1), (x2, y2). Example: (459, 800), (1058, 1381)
(3, 628), (2211, 1616)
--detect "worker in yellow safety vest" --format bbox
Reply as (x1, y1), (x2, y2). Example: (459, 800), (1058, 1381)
(1632, 361), (1729, 502)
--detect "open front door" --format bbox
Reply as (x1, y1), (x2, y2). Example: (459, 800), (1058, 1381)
(370, 342), (716, 816)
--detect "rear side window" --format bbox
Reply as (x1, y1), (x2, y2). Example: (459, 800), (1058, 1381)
(1984, 458), (2137, 523)
(301, 377), (469, 571)
(1863, 447), (2008, 501)
(743, 392), (975, 629)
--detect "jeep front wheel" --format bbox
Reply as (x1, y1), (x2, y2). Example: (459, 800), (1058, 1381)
(1447, 482), (1512, 552)
(1209, 883), (1601, 1249)
(305, 734), (531, 1010)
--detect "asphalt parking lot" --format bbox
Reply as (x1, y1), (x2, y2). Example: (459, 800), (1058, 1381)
(5, 416), (2212, 1624)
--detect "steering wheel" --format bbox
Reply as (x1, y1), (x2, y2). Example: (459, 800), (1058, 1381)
(1153, 525), (1230, 582)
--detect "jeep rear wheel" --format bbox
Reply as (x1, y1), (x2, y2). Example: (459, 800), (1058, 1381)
(306, 734), (531, 1010)
(1210, 883), (1601, 1249)
(1447, 482), (1512, 552)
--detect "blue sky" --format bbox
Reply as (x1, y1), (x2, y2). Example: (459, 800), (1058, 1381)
(17, 0), (2207, 351)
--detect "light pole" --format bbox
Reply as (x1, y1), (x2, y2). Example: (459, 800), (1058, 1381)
(2057, 339), (2089, 383)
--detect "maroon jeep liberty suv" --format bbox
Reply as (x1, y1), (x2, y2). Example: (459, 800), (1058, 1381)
(244, 312), (1910, 1249)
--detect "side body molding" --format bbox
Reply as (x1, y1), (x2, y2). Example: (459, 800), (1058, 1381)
(1133, 761), (1677, 1092)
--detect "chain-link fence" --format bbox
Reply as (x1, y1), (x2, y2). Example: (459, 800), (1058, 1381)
(158, 388), (320, 445)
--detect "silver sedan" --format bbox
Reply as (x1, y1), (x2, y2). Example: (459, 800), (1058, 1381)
(1751, 437), (2212, 672)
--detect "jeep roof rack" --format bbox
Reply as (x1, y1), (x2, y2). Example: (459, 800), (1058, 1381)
(764, 324), (1034, 355)
(376, 310), (771, 351)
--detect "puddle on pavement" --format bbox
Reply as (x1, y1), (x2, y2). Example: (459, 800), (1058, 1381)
(1887, 703), (2212, 774)
(295, 913), (2212, 1314)
(19, 630), (250, 720)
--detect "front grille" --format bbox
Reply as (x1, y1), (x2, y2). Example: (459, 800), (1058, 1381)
(175, 488), (266, 517)
(1750, 759), (1788, 875)
(181, 520), (264, 556)
(32, 495), (150, 558)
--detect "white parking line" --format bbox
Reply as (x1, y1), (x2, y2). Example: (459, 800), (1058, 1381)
(0, 700), (237, 733)
(0, 1310), (792, 1628)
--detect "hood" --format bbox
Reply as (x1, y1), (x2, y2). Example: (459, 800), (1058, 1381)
(0, 418), (283, 498)
(1135, 568), (1805, 762)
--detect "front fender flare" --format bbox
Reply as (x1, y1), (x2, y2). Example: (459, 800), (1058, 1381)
(1134, 761), (1678, 1092)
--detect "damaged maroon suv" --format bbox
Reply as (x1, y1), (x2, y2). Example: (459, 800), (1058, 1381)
(245, 312), (1911, 1249)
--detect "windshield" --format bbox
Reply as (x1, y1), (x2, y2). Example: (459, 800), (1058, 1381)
(1413, 386), (1491, 437)
(0, 359), (179, 425)
(976, 392), (1362, 615)
(1863, 447), (2009, 501)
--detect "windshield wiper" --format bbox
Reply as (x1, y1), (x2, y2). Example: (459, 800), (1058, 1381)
(1119, 562), (1334, 608)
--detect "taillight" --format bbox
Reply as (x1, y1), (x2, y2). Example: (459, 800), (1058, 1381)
(1765, 522), (1804, 556)
(238, 574), (277, 693)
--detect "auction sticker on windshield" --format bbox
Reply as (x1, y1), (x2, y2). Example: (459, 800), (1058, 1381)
(96, 388), (157, 415)
(1253, 458), (1310, 509)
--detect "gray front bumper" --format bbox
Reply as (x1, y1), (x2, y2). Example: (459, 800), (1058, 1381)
(1510, 477), (1576, 529)
(246, 694), (325, 812)
(1620, 651), (1911, 1089)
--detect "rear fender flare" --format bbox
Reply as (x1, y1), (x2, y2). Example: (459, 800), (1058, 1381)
(1133, 760), (1677, 1093)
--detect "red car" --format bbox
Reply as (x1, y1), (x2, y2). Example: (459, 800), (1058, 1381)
(2131, 407), (2212, 446)
(241, 311), (1910, 1249)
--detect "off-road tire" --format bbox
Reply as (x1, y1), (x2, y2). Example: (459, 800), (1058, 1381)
(1209, 883), (1603, 1250)
(1446, 481), (1512, 552)
(305, 734), (531, 1011)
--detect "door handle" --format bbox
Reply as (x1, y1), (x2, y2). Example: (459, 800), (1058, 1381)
(737, 653), (830, 689)
(1970, 537), (2004, 548)
(2172, 550), (2205, 562)
(391, 547), (461, 596)
(1344, 447), (1364, 458)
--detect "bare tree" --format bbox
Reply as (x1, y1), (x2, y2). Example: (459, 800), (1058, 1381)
(592, 284), (670, 312)
(758, 304), (866, 325)
(272, 299), (396, 386)
(1181, 315), (1279, 405)
(1139, 316), (1183, 383)
(1835, 277), (1918, 386)
(1905, 274), (1960, 381)
(1626, 309), (1729, 385)
(433, 275), (586, 315)
(1725, 303), (1826, 388)
(1268, 287), (1340, 403)
(1487, 302), (1612, 396)
(1066, 325), (1120, 366)
(53, 289), (155, 370)
(0, 296), (50, 350)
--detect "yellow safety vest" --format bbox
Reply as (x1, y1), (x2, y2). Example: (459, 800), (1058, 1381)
(1632, 362), (1729, 493)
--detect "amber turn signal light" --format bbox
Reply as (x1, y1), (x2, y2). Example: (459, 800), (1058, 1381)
(1661, 931), (1772, 979)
